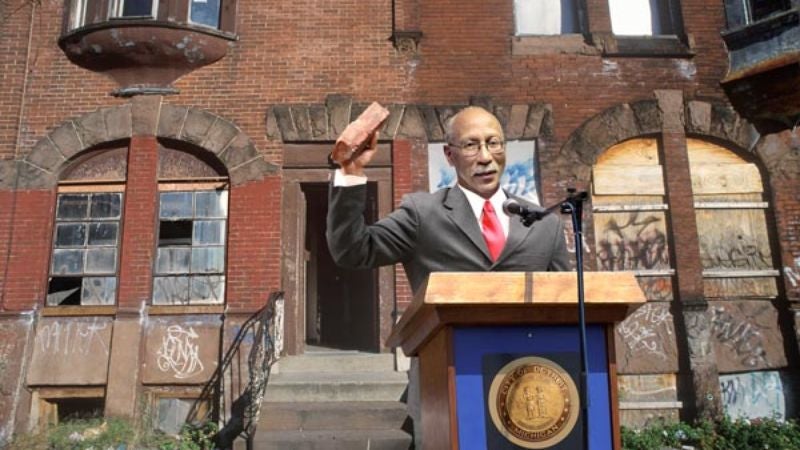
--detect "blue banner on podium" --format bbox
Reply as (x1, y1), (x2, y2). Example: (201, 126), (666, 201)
(453, 325), (612, 449)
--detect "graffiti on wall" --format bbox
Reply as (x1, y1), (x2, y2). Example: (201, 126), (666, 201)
(617, 302), (674, 361)
(35, 318), (109, 356)
(784, 256), (800, 288)
(156, 325), (205, 379)
(698, 223), (771, 271)
(719, 371), (791, 421)
(595, 212), (670, 271)
(710, 305), (767, 368)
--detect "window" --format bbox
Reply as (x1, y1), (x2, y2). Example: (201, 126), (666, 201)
(67, 0), (88, 30)
(47, 191), (123, 306)
(514, 0), (580, 35)
(153, 189), (228, 305)
(155, 397), (210, 435)
(109, 0), (156, 18)
(190, 0), (221, 28)
(608, 0), (679, 35)
(724, 0), (792, 29)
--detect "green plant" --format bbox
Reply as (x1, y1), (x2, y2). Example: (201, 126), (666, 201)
(622, 416), (800, 450)
(4, 417), (221, 450)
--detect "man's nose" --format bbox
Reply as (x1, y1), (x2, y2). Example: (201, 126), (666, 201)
(476, 145), (493, 162)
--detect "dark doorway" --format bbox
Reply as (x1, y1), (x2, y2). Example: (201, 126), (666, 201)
(302, 183), (379, 352)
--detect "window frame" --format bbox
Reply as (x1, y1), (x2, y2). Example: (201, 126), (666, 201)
(46, 184), (126, 309)
(108, 0), (159, 19)
(152, 181), (229, 307)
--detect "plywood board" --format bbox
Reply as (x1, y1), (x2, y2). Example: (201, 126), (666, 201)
(690, 164), (762, 194)
(142, 317), (221, 384)
(687, 139), (747, 164)
(593, 211), (671, 271)
(593, 165), (665, 195)
(696, 209), (773, 271)
(703, 277), (778, 298)
(598, 138), (659, 165)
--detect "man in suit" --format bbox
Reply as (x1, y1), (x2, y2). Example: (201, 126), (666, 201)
(326, 106), (571, 447)
(327, 106), (570, 292)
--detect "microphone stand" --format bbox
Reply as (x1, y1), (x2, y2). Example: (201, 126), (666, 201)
(559, 188), (591, 450)
(511, 188), (590, 449)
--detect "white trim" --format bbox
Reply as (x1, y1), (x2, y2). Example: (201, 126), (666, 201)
(592, 204), (668, 212)
(702, 269), (780, 278)
(620, 401), (683, 410)
(694, 201), (769, 209)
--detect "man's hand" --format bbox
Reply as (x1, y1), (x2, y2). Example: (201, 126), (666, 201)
(336, 132), (379, 177)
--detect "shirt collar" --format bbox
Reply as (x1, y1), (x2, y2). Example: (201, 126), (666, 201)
(457, 185), (507, 221)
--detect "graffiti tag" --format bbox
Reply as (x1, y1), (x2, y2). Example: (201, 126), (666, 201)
(35, 319), (109, 356)
(719, 371), (787, 421)
(711, 305), (767, 368)
(156, 325), (205, 379)
(617, 303), (673, 359)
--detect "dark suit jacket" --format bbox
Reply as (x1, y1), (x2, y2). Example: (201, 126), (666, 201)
(327, 184), (571, 294)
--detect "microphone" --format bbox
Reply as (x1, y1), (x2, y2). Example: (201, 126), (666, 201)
(502, 198), (548, 226)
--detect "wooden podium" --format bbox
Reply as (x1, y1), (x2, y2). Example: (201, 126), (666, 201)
(387, 272), (646, 450)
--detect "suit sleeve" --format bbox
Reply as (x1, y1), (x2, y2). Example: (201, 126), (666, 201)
(548, 215), (572, 272)
(326, 183), (419, 269)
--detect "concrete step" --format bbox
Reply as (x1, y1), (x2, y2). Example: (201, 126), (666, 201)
(264, 371), (409, 402)
(252, 429), (412, 450)
(273, 351), (396, 374)
(258, 401), (408, 431)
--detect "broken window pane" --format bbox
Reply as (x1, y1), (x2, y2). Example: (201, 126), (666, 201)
(153, 276), (190, 305)
(159, 220), (193, 246)
(88, 223), (118, 246)
(82, 277), (117, 305)
(85, 248), (117, 274)
(515, 0), (580, 35)
(160, 192), (193, 219)
(191, 247), (224, 273)
(193, 220), (225, 245)
(190, 275), (225, 304)
(55, 223), (87, 247)
(52, 249), (84, 275)
(156, 248), (191, 274)
(195, 191), (227, 218)
(47, 277), (82, 305)
(57, 194), (89, 220)
(90, 193), (122, 219)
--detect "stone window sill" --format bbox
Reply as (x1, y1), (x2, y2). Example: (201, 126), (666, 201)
(512, 34), (601, 56)
(600, 34), (694, 58)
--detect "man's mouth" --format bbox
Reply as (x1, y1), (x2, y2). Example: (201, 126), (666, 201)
(473, 170), (496, 178)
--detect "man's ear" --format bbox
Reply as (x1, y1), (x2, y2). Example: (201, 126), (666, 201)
(443, 145), (455, 167)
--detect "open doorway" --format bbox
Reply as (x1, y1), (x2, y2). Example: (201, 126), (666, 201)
(302, 183), (379, 352)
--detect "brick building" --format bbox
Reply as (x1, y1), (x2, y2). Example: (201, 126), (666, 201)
(0, 0), (798, 445)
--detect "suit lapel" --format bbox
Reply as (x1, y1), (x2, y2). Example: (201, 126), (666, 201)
(495, 193), (538, 265)
(443, 187), (492, 261)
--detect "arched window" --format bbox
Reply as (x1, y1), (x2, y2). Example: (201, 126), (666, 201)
(152, 142), (229, 305)
(688, 138), (778, 298)
(47, 147), (128, 306)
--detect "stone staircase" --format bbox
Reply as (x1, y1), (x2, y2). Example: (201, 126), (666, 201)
(254, 348), (413, 449)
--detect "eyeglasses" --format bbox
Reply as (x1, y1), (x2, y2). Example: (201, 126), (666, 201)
(448, 139), (505, 157)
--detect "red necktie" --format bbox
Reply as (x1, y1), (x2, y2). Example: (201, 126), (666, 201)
(481, 201), (505, 261)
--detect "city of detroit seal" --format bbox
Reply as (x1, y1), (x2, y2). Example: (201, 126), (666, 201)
(487, 356), (580, 449)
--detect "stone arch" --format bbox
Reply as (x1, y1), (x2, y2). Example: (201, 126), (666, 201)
(20, 100), (274, 189)
(556, 97), (776, 182)
(266, 94), (553, 143)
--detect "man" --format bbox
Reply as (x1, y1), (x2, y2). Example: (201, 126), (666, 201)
(326, 106), (571, 447)
(327, 106), (570, 291)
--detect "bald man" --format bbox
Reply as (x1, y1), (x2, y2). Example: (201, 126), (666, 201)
(327, 106), (570, 293)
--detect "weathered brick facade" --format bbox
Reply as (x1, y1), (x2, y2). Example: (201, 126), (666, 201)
(0, 0), (798, 442)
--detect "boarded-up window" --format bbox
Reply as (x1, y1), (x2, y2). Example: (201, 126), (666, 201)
(592, 138), (674, 301)
(688, 139), (778, 299)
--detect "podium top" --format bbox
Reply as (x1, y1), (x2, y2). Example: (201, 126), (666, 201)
(387, 271), (646, 355)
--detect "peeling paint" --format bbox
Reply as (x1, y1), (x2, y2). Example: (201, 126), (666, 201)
(674, 60), (696, 80)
